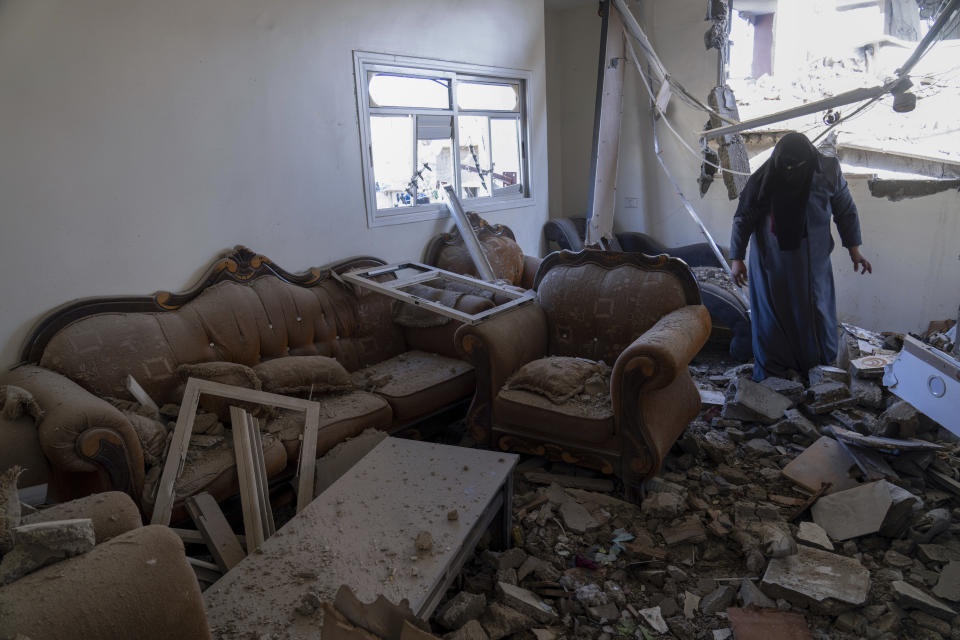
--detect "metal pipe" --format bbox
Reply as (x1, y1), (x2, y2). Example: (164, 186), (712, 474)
(701, 84), (889, 140)
(443, 186), (496, 282)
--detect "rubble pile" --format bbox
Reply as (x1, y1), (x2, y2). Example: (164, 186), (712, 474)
(432, 341), (960, 640)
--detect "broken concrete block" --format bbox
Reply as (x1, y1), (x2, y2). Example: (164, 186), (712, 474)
(483, 547), (526, 571)
(738, 579), (776, 609)
(662, 516), (706, 546)
(637, 607), (668, 633)
(892, 580), (957, 621)
(0, 519), (95, 585)
(700, 585), (736, 615)
(759, 523), (797, 559)
(811, 480), (920, 541)
(443, 620), (489, 640)
(781, 436), (859, 494)
(722, 378), (791, 424)
(933, 561), (960, 602)
(641, 491), (686, 519)
(761, 546), (870, 607)
(437, 592), (487, 630)
(743, 438), (776, 456)
(586, 602), (619, 622)
(759, 377), (804, 405)
(682, 591), (700, 618)
(850, 377), (884, 410)
(797, 521), (834, 551)
(919, 544), (960, 564)
(775, 409), (820, 441)
(557, 501), (599, 534)
(699, 430), (736, 464)
(479, 603), (534, 640)
(850, 353), (897, 379)
(496, 583), (558, 625)
(877, 401), (920, 439)
(415, 531), (434, 553)
(808, 365), (849, 386)
(805, 382), (850, 405)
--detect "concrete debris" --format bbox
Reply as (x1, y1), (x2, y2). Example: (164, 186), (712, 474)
(933, 561), (960, 602)
(738, 579), (777, 609)
(796, 521), (834, 551)
(759, 377), (804, 406)
(557, 501), (599, 534)
(722, 378), (792, 424)
(0, 519), (95, 585)
(892, 579), (957, 620)
(436, 592), (486, 630)
(478, 603), (533, 640)
(761, 546), (870, 607)
(810, 480), (920, 541)
(781, 437), (859, 494)
(443, 620), (488, 640)
(495, 582), (558, 625)
(700, 585), (737, 615)
(415, 531), (434, 553)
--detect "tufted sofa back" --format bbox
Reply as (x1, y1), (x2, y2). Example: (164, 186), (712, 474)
(38, 276), (405, 405)
(535, 258), (696, 365)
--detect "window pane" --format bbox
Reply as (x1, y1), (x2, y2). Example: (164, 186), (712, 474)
(370, 115), (414, 209)
(456, 81), (519, 111)
(368, 73), (450, 109)
(415, 115), (454, 205)
(458, 116), (491, 199)
(490, 118), (522, 194)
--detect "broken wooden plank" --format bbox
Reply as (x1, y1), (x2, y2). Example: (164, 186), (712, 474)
(125, 374), (159, 413)
(246, 413), (275, 537)
(231, 406), (265, 552)
(296, 404), (321, 513)
(185, 491), (245, 572)
(522, 472), (614, 492)
(172, 527), (205, 545)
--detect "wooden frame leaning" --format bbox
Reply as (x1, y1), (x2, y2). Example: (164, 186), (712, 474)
(150, 377), (322, 526)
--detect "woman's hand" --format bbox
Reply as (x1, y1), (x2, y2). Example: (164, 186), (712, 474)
(730, 259), (748, 287)
(849, 246), (873, 274)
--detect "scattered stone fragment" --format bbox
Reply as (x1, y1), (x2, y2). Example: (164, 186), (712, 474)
(586, 602), (619, 622)
(496, 582), (558, 625)
(805, 382), (850, 405)
(448, 510), (459, 521)
(662, 515), (706, 546)
(909, 508), (951, 544)
(919, 544), (960, 564)
(834, 611), (867, 635)
(641, 491), (686, 519)
(557, 501), (599, 534)
(759, 523), (797, 559)
(437, 592), (487, 630)
(659, 597), (679, 618)
(759, 377), (804, 405)
(883, 549), (915, 569)
(0, 519), (96, 585)
(683, 591), (700, 619)
(933, 561), (960, 602)
(808, 365), (849, 386)
(797, 521), (834, 551)
(810, 480), (918, 541)
(528, 630), (555, 640)
(415, 531), (434, 553)
(761, 545), (870, 607)
(850, 377), (884, 409)
(909, 610), (952, 637)
(877, 401), (920, 439)
(892, 580), (957, 621)
(700, 585), (737, 615)
(444, 620), (489, 640)
(781, 436), (859, 494)
(722, 378), (792, 424)
(479, 603), (534, 640)
(712, 630), (732, 640)
(637, 607), (668, 633)
(738, 579), (776, 609)
(743, 438), (777, 456)
(700, 430), (736, 463)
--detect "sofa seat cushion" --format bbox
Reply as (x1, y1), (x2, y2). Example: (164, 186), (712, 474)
(141, 432), (286, 518)
(253, 355), (353, 395)
(351, 351), (474, 423)
(504, 356), (610, 404)
(177, 361), (263, 421)
(494, 388), (614, 445)
(265, 391), (392, 461)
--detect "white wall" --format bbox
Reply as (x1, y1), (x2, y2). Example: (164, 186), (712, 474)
(0, 0), (549, 368)
(547, 0), (960, 335)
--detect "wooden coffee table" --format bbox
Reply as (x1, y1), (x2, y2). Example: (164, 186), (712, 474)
(203, 438), (518, 638)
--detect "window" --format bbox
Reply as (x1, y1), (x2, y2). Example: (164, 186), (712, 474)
(354, 52), (532, 226)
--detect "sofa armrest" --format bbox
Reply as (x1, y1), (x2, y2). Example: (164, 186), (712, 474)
(611, 305), (711, 396)
(520, 254), (542, 290)
(455, 302), (547, 442)
(0, 366), (145, 500)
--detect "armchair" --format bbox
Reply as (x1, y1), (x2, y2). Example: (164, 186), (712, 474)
(456, 250), (711, 496)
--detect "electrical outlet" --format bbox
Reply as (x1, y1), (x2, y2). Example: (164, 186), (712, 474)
(624, 197), (640, 209)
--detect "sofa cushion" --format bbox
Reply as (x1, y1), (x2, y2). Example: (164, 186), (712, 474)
(494, 388), (614, 445)
(504, 356), (609, 404)
(177, 361), (262, 421)
(253, 356), (353, 396)
(351, 351), (474, 423)
(264, 391), (391, 461)
(23, 491), (141, 544)
(436, 234), (525, 286)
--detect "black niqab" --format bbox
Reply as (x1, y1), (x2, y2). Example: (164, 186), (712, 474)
(756, 132), (820, 251)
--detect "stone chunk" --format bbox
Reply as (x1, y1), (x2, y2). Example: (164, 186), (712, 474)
(808, 365), (849, 386)
(496, 582), (558, 624)
(933, 561), (960, 602)
(781, 436), (859, 494)
(761, 546), (870, 607)
(743, 438), (776, 456)
(641, 491), (686, 519)
(805, 382), (850, 404)
(444, 620), (489, 640)
(850, 377), (883, 410)
(0, 519), (96, 585)
(637, 607), (669, 633)
(662, 516), (706, 546)
(877, 401), (920, 439)
(484, 547), (527, 571)
(759, 377), (804, 405)
(811, 480), (920, 541)
(892, 580), (957, 621)
(437, 592), (487, 630)
(479, 603), (534, 640)
(415, 531), (434, 552)
(700, 430), (736, 464)
(700, 585), (737, 615)
(738, 579), (776, 609)
(797, 521), (834, 551)
(558, 501), (599, 534)
(722, 378), (792, 424)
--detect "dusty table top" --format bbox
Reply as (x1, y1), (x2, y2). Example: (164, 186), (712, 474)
(204, 437), (518, 639)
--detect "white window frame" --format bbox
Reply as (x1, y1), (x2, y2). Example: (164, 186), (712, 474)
(354, 51), (535, 228)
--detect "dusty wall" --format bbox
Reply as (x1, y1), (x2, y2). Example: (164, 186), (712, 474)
(546, 0), (960, 334)
(0, 0), (548, 368)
